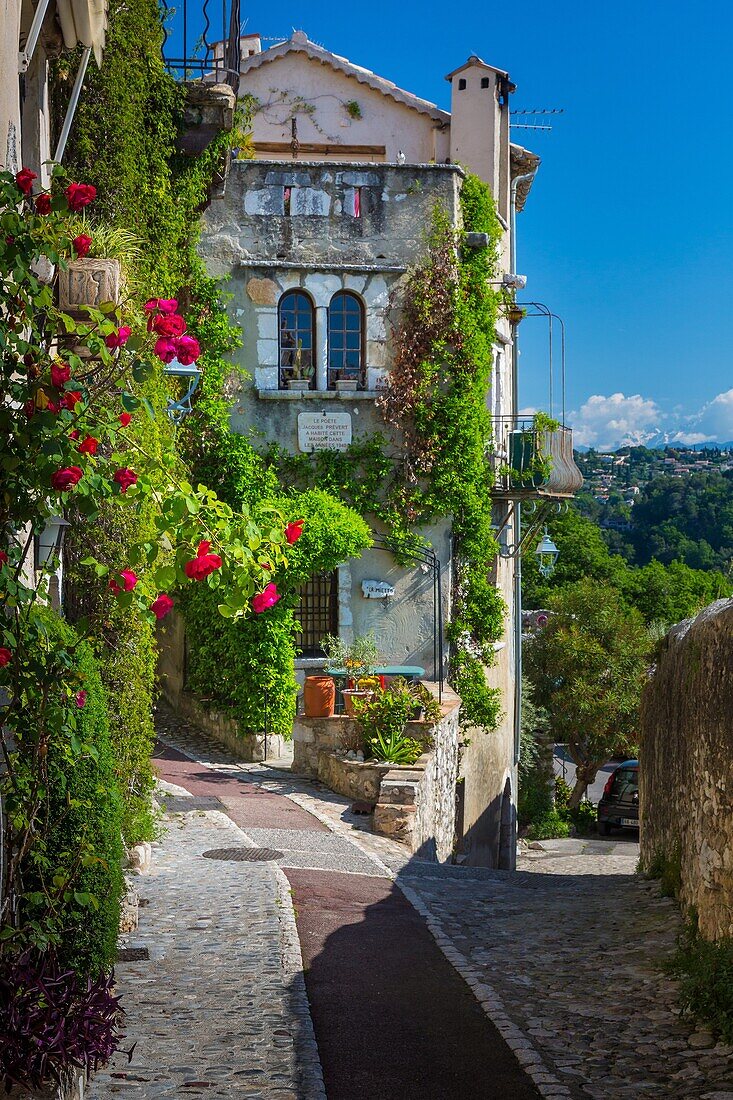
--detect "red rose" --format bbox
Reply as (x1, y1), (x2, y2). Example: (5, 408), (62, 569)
(157, 299), (178, 315)
(144, 299), (159, 313)
(16, 168), (37, 195)
(252, 583), (280, 614)
(73, 234), (92, 257)
(184, 539), (222, 581)
(77, 436), (99, 455)
(119, 412), (132, 427)
(0, 647), (12, 667)
(109, 569), (138, 595)
(151, 593), (174, 620)
(113, 467), (137, 493)
(46, 401), (60, 414)
(62, 391), (82, 410)
(24, 400), (35, 418)
(51, 466), (83, 491)
(0, 550), (8, 566)
(153, 337), (177, 364)
(65, 182), (97, 212)
(105, 326), (131, 349)
(69, 429), (80, 441)
(50, 362), (71, 388)
(75, 690), (87, 708)
(152, 313), (186, 337)
(285, 519), (304, 545)
(35, 193), (52, 215)
(174, 334), (200, 366)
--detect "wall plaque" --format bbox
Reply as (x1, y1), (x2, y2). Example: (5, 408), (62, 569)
(297, 411), (352, 452)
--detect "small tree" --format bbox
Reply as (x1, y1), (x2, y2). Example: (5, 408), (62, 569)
(524, 578), (650, 807)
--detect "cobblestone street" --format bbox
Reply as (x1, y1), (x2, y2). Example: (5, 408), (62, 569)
(93, 711), (733, 1099)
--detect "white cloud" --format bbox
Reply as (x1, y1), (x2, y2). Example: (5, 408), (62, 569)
(570, 392), (662, 450)
(689, 388), (733, 442)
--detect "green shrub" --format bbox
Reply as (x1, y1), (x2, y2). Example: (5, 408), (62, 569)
(668, 917), (733, 1042)
(355, 680), (425, 765)
(569, 798), (597, 836)
(525, 811), (570, 841)
(26, 614), (124, 977)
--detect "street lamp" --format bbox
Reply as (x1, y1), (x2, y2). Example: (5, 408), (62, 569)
(535, 528), (559, 578)
(163, 360), (203, 424)
(34, 516), (70, 569)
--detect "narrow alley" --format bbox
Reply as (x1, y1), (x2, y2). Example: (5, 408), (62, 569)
(87, 709), (733, 1100)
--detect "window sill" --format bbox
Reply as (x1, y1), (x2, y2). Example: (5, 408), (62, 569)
(256, 388), (381, 401)
(294, 657), (328, 670)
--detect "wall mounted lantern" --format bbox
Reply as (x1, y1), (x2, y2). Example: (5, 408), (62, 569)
(34, 516), (70, 570)
(163, 360), (203, 424)
(535, 528), (559, 578)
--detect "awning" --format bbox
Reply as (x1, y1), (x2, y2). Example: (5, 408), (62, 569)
(55, 0), (108, 66)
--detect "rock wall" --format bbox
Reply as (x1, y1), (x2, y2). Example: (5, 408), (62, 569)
(640, 599), (733, 940)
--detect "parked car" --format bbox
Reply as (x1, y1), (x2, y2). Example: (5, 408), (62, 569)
(597, 759), (639, 835)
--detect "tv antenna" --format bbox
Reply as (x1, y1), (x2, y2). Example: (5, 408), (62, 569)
(510, 108), (564, 132)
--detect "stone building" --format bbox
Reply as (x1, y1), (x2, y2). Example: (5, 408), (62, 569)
(199, 31), (579, 866)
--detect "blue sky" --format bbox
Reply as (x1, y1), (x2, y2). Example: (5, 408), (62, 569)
(173, 1), (733, 447)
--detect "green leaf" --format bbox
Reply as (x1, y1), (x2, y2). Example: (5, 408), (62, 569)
(218, 604), (236, 617)
(141, 396), (156, 420)
(132, 358), (154, 383)
(121, 392), (141, 412)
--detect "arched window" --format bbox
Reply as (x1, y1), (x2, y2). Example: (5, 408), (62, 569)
(279, 291), (315, 389)
(328, 291), (364, 389)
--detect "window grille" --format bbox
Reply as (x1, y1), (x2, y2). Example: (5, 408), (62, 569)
(279, 291), (315, 388)
(294, 572), (339, 657)
(328, 292), (364, 388)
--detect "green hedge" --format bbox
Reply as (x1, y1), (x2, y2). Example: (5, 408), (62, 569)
(28, 614), (124, 976)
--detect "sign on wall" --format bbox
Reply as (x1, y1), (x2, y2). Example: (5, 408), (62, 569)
(362, 580), (395, 600)
(297, 411), (352, 452)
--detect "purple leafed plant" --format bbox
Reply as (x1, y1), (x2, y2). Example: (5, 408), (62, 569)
(0, 950), (125, 1094)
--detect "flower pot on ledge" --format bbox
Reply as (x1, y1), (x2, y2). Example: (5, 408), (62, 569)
(334, 378), (359, 392)
(303, 675), (336, 717)
(287, 379), (311, 391)
(342, 688), (374, 717)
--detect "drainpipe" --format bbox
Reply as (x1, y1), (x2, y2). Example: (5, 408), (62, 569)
(509, 172), (537, 776)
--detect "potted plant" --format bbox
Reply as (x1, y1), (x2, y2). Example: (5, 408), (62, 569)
(303, 673), (336, 718)
(334, 371), (359, 393)
(352, 679), (426, 764)
(286, 342), (314, 391)
(322, 633), (379, 716)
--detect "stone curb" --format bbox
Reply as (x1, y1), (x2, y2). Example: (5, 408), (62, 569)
(272, 867), (328, 1100)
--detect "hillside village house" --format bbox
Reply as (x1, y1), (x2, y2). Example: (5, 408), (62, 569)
(198, 31), (581, 866)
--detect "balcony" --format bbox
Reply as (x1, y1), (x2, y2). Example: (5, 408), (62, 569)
(489, 417), (583, 500)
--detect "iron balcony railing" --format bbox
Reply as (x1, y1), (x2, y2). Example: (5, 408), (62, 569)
(159, 0), (241, 91)
(489, 416), (583, 500)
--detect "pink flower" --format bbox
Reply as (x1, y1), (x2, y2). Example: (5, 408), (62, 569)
(50, 362), (71, 388)
(252, 582), (280, 614)
(51, 466), (83, 491)
(175, 334), (200, 366)
(119, 412), (132, 427)
(285, 519), (304, 545)
(65, 182), (96, 212)
(69, 429), (80, 441)
(151, 593), (174, 620)
(62, 391), (82, 411)
(73, 234), (92, 257)
(153, 337), (177, 364)
(144, 299), (159, 313)
(77, 436), (99, 455)
(16, 168), (37, 195)
(109, 569), (138, 595)
(75, 690), (87, 708)
(105, 326), (131, 349)
(157, 299), (178, 315)
(0, 647), (12, 667)
(152, 313), (186, 338)
(184, 540), (222, 581)
(113, 467), (137, 493)
(35, 193), (51, 215)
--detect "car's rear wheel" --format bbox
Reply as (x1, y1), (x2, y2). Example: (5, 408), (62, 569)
(597, 822), (612, 836)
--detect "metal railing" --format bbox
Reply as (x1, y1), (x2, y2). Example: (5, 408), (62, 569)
(489, 415), (583, 500)
(159, 0), (241, 92)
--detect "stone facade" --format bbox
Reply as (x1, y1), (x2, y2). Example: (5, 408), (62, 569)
(292, 687), (460, 862)
(639, 599), (733, 940)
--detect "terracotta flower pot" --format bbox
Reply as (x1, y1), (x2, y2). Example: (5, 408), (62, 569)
(342, 689), (374, 717)
(303, 675), (335, 718)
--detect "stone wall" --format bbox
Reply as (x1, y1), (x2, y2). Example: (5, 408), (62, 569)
(639, 599), (733, 940)
(293, 686), (461, 862)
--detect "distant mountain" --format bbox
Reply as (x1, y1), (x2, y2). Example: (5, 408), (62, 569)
(575, 437), (733, 454)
